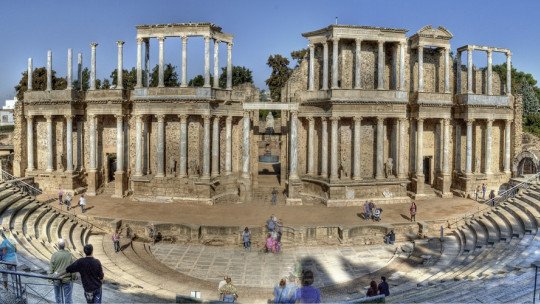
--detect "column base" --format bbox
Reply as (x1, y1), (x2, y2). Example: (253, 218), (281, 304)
(86, 170), (98, 196)
(155, 173), (165, 178)
(440, 173), (453, 198)
(238, 177), (252, 203)
(412, 175), (425, 195)
(46, 168), (54, 173)
(113, 171), (126, 198)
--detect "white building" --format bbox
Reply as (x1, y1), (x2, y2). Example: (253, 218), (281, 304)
(0, 97), (16, 126)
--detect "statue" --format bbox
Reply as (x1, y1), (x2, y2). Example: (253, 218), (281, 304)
(385, 158), (394, 178)
(265, 112), (275, 134)
(168, 157), (176, 176)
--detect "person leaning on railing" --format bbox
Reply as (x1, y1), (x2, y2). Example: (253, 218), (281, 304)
(0, 229), (18, 290)
(50, 239), (76, 304)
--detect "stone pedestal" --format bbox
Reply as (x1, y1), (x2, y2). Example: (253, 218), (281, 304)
(113, 172), (126, 198)
(286, 178), (303, 205)
(86, 170), (98, 196)
(439, 174), (453, 198)
(411, 177), (426, 200)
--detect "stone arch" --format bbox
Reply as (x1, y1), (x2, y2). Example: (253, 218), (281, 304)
(512, 150), (540, 177)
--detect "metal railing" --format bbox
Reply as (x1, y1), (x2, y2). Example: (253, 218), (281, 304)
(0, 267), (65, 303)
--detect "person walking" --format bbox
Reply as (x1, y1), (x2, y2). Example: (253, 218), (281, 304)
(58, 188), (64, 208)
(410, 202), (417, 222)
(475, 185), (480, 201)
(489, 189), (496, 206)
(242, 227), (251, 252)
(219, 277), (238, 303)
(295, 270), (321, 303)
(267, 215), (276, 232)
(64, 192), (73, 211)
(112, 231), (120, 253)
(482, 183), (487, 200)
(79, 195), (87, 213)
(271, 188), (278, 206)
(63, 244), (104, 304)
(363, 201), (371, 221)
(0, 231), (17, 290)
(378, 276), (390, 297)
(50, 239), (76, 304)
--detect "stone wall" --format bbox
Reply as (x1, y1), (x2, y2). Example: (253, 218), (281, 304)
(12, 101), (25, 176)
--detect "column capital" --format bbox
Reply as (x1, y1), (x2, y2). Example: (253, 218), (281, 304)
(157, 36), (165, 42)
(136, 37), (144, 44)
(330, 37), (340, 42)
(214, 38), (221, 44)
(64, 114), (74, 120)
(467, 46), (474, 52)
(466, 118), (474, 126)
(320, 116), (328, 123)
(443, 118), (451, 126)
(90, 42), (98, 48)
(486, 118), (494, 124)
(115, 114), (124, 121)
(505, 118), (513, 123)
(213, 115), (221, 122)
(306, 116), (314, 122)
(378, 40), (384, 46)
(204, 35), (211, 41)
(290, 110), (299, 118)
(202, 114), (211, 123)
(308, 43), (314, 50)
(25, 115), (34, 120)
(330, 116), (340, 122)
(178, 114), (188, 123)
(377, 116), (385, 124)
(242, 110), (250, 118)
(506, 51), (512, 58)
(45, 115), (53, 121)
(417, 117), (424, 123)
(156, 114), (165, 122)
(226, 116), (233, 123)
(355, 38), (362, 45)
(116, 40), (125, 46)
(353, 116), (363, 123)
(322, 41), (328, 47)
(486, 49), (493, 56)
(227, 42), (233, 49)
(181, 35), (188, 43)
(398, 117), (407, 123)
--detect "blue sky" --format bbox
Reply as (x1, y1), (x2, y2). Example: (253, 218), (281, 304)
(0, 0), (538, 104)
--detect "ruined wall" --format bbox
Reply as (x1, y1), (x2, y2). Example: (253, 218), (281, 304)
(13, 101), (26, 176)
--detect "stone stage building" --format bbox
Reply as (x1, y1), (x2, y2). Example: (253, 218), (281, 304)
(13, 23), (522, 206)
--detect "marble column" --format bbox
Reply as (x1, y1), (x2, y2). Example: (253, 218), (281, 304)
(397, 118), (406, 178)
(322, 41), (329, 91)
(506, 52), (512, 95)
(213, 39), (220, 89)
(65, 115), (73, 172)
(227, 42), (233, 90)
(26, 116), (34, 171)
(156, 115), (165, 177)
(444, 47), (450, 93)
(308, 43), (315, 91)
(487, 50), (493, 95)
(67, 48), (73, 90)
(377, 41), (385, 90)
(331, 38), (339, 89)
(211, 116), (220, 177)
(354, 39), (362, 89)
(418, 45), (424, 92)
(202, 115), (211, 178)
(306, 117), (315, 175)
(116, 41), (124, 89)
(455, 124), (462, 172)
(456, 51), (462, 94)
(115, 115), (124, 173)
(465, 119), (473, 174)
(144, 39), (150, 88)
(88, 115), (96, 170)
(90, 43), (97, 90)
(136, 38), (143, 88)
(158, 37), (165, 88)
(504, 119), (511, 174)
(27, 58), (33, 91)
(135, 115), (143, 176)
(320, 117), (328, 178)
(77, 53), (83, 90)
(330, 117), (339, 180)
(204, 36), (211, 88)
(290, 111), (299, 179)
(416, 118), (424, 176)
(442, 119), (450, 175)
(225, 116), (232, 175)
(241, 111), (250, 179)
(376, 117), (385, 179)
(181, 36), (188, 87)
(45, 115), (53, 172)
(467, 47), (473, 94)
(178, 115), (188, 177)
(353, 116), (362, 180)
(76, 120), (83, 171)
(47, 50), (52, 91)
(485, 119), (493, 175)
(399, 42), (406, 90)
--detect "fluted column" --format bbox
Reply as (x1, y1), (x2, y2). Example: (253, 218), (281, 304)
(225, 116), (232, 175)
(77, 53), (83, 90)
(181, 36), (188, 87)
(331, 38), (339, 89)
(485, 119), (493, 175)
(455, 124), (462, 172)
(308, 43), (315, 91)
(467, 47), (473, 94)
(116, 41), (124, 89)
(115, 115), (124, 173)
(377, 41), (385, 90)
(376, 117), (385, 179)
(27, 58), (33, 91)
(135, 115), (143, 176)
(242, 111), (250, 179)
(444, 47), (450, 93)
(504, 119), (511, 174)
(202, 115), (211, 178)
(456, 51), (462, 94)
(90, 43), (97, 90)
(65, 115), (73, 172)
(442, 119), (450, 175)
(136, 38), (143, 88)
(353, 116), (362, 180)
(89, 115), (97, 171)
(158, 37), (165, 88)
(399, 42), (406, 90)
(418, 45), (424, 92)
(178, 115), (188, 177)
(46, 50), (52, 91)
(322, 41), (329, 90)
(397, 118), (406, 179)
(506, 52), (512, 95)
(226, 42), (233, 90)
(144, 39), (150, 88)
(213, 39), (220, 88)
(465, 119), (473, 174)
(289, 111), (299, 180)
(156, 114), (165, 177)
(26, 116), (34, 171)
(416, 118), (424, 177)
(306, 117), (315, 175)
(211, 116), (220, 177)
(330, 117), (339, 180)
(46, 115), (53, 172)
(67, 49), (73, 90)
(354, 39), (362, 89)
(204, 36), (211, 88)
(320, 117), (328, 178)
(487, 50), (493, 95)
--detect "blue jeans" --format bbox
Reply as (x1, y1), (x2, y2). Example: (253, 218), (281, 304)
(54, 282), (73, 304)
(84, 287), (102, 304)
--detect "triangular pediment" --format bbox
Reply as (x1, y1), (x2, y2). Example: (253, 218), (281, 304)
(416, 25), (453, 39)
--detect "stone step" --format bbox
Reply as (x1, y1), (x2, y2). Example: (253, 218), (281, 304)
(493, 208), (523, 238)
(501, 201), (535, 233)
(484, 211), (511, 241)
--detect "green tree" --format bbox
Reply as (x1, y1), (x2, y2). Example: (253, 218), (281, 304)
(14, 67), (67, 100)
(100, 79), (111, 90)
(290, 48), (308, 67)
(150, 64), (179, 87)
(265, 54), (292, 102)
(110, 67), (137, 90)
(218, 66), (253, 88)
(188, 75), (207, 87)
(72, 67), (90, 91)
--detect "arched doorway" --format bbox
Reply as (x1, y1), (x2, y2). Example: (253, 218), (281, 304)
(518, 157), (537, 175)
(512, 150), (540, 177)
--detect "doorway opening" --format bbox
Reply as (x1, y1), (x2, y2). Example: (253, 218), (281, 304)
(423, 156), (432, 185)
(107, 154), (117, 182)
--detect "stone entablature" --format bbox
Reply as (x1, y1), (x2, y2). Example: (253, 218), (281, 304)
(135, 23), (233, 43)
